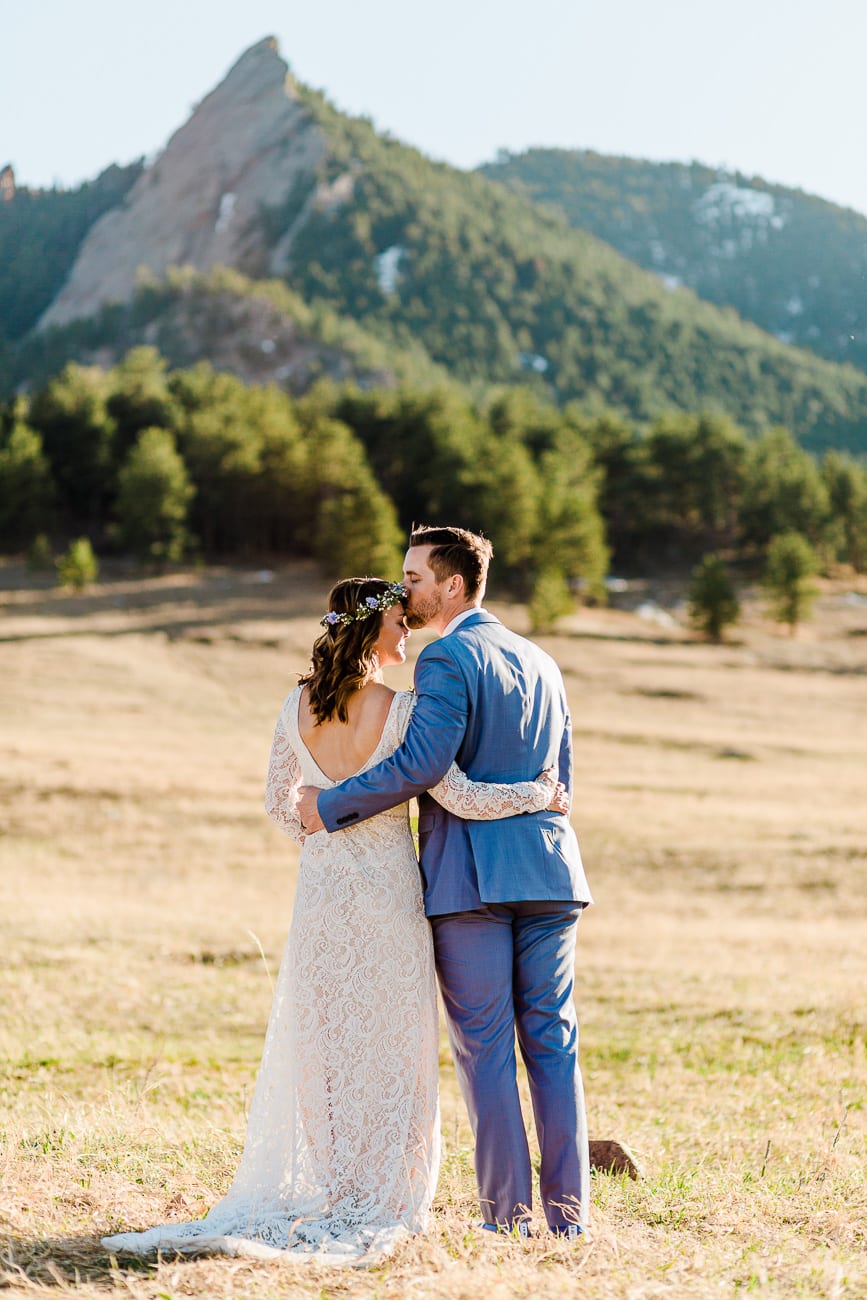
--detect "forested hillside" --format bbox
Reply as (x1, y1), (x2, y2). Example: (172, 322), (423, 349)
(0, 162), (143, 343)
(275, 89), (867, 454)
(481, 149), (867, 374)
(3, 40), (867, 456)
(7, 267), (447, 397)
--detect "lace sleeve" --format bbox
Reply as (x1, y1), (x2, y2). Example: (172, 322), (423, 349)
(264, 708), (306, 843)
(428, 764), (557, 820)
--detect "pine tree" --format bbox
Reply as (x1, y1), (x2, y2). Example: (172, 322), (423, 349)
(57, 537), (99, 590)
(115, 427), (193, 564)
(0, 419), (55, 551)
(534, 427), (609, 603)
(822, 450), (867, 572)
(741, 428), (831, 551)
(763, 531), (818, 633)
(28, 364), (115, 529)
(688, 554), (740, 641)
(528, 567), (574, 633)
(308, 415), (404, 578)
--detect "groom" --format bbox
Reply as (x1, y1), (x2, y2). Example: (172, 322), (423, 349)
(297, 525), (593, 1236)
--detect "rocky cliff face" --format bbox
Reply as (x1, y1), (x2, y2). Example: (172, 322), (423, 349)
(38, 38), (325, 330)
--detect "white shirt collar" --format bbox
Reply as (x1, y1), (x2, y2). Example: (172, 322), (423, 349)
(441, 607), (487, 638)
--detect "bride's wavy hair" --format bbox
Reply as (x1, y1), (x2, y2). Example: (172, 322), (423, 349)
(300, 577), (407, 725)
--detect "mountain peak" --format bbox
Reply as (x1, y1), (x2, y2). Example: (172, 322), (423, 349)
(38, 35), (323, 331)
(216, 35), (289, 95)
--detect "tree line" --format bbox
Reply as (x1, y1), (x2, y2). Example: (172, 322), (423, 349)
(1, 347), (865, 632)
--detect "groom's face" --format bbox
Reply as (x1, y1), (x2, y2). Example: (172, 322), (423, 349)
(402, 546), (445, 630)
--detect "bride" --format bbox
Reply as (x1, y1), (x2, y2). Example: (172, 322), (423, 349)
(102, 577), (565, 1266)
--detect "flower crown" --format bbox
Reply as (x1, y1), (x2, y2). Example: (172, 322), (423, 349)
(320, 582), (406, 629)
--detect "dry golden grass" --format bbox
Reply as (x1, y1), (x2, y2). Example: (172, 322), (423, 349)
(1, 561), (865, 1298)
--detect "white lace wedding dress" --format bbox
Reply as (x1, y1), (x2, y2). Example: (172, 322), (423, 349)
(102, 688), (554, 1267)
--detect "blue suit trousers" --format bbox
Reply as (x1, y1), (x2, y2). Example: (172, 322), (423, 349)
(430, 900), (589, 1231)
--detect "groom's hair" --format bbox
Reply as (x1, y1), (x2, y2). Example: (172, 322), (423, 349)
(409, 525), (493, 601)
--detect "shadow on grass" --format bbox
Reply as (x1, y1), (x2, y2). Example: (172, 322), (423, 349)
(0, 617), (291, 646)
(561, 627), (688, 648)
(0, 562), (326, 645)
(0, 1233), (156, 1290)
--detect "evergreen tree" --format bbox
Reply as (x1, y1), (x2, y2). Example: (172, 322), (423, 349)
(763, 531), (818, 633)
(473, 431), (541, 575)
(485, 387), (565, 459)
(821, 450), (867, 571)
(306, 414), (404, 578)
(0, 418), (55, 551)
(740, 427), (831, 551)
(688, 554), (740, 641)
(578, 410), (652, 565)
(534, 427), (609, 602)
(314, 480), (403, 579)
(338, 386), (489, 529)
(528, 567), (574, 633)
(56, 537), (99, 590)
(28, 364), (115, 529)
(248, 386), (312, 553)
(169, 365), (263, 553)
(644, 412), (747, 554)
(114, 427), (193, 564)
(107, 347), (177, 463)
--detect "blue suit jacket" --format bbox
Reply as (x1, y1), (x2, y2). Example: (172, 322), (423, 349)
(317, 611), (592, 916)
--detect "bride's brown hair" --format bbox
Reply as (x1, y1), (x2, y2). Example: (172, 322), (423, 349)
(300, 577), (407, 725)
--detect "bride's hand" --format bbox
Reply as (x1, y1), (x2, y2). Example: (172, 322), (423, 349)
(297, 786), (325, 834)
(537, 766), (569, 814)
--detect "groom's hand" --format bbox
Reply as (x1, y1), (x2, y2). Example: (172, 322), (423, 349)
(297, 786), (325, 834)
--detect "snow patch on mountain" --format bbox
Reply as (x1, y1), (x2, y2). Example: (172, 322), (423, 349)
(518, 351), (549, 373)
(694, 181), (787, 231)
(215, 192), (237, 233)
(375, 245), (404, 295)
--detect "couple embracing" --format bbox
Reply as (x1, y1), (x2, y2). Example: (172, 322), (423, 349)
(102, 526), (593, 1266)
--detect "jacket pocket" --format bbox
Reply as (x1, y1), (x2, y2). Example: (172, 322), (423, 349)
(541, 822), (573, 861)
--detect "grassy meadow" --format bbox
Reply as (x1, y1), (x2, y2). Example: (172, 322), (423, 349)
(0, 561), (865, 1298)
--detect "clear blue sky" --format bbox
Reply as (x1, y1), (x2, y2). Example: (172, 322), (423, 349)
(5, 0), (867, 216)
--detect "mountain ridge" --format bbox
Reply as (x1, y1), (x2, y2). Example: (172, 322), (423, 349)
(480, 148), (867, 374)
(4, 39), (867, 453)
